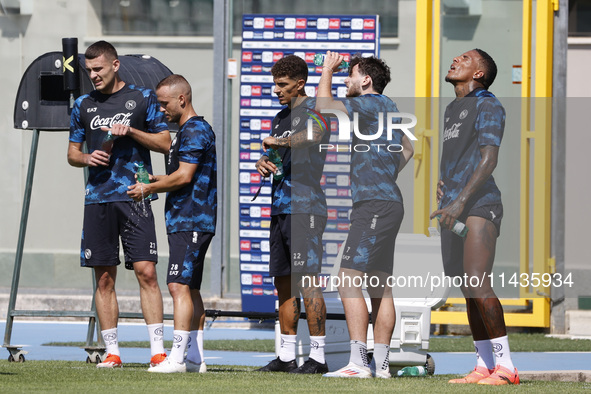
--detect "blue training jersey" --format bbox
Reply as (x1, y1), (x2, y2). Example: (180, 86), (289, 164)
(165, 116), (217, 234)
(69, 84), (168, 204)
(269, 97), (329, 216)
(343, 94), (405, 204)
(439, 88), (505, 210)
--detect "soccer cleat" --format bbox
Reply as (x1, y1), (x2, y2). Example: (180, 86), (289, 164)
(148, 357), (186, 373)
(374, 368), (391, 379)
(323, 362), (372, 378)
(477, 365), (520, 385)
(448, 366), (493, 383)
(186, 360), (207, 373)
(150, 352), (167, 367)
(289, 358), (329, 374)
(96, 353), (122, 368)
(257, 357), (297, 372)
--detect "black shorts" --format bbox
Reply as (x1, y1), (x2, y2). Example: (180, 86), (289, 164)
(441, 203), (503, 277)
(340, 200), (404, 274)
(167, 231), (214, 289)
(80, 201), (158, 270)
(269, 214), (327, 277)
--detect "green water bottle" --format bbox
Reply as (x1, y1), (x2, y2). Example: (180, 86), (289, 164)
(267, 148), (284, 181)
(313, 53), (349, 70)
(101, 130), (114, 154)
(136, 162), (152, 199)
(435, 214), (468, 237)
(397, 366), (427, 377)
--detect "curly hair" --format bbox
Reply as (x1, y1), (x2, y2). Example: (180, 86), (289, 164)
(348, 56), (391, 94)
(271, 54), (308, 82)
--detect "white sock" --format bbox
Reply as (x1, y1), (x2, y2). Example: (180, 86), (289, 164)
(101, 327), (120, 356)
(491, 335), (515, 371)
(373, 343), (390, 372)
(169, 330), (190, 364)
(279, 334), (296, 362)
(309, 335), (326, 364)
(474, 339), (495, 370)
(147, 323), (165, 356)
(349, 340), (369, 368)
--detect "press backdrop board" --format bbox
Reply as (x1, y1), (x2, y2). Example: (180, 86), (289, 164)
(239, 14), (380, 312)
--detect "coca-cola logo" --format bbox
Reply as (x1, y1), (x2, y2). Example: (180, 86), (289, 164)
(90, 113), (132, 130)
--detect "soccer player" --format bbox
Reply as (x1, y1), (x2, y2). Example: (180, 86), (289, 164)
(128, 74), (217, 373)
(430, 49), (519, 385)
(68, 41), (169, 368)
(255, 55), (330, 374)
(317, 52), (414, 378)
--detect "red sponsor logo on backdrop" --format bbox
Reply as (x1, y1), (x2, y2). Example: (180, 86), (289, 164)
(338, 223), (350, 231)
(315, 67), (323, 74)
(329, 19), (340, 29)
(328, 209), (337, 220)
(261, 207), (271, 217)
(342, 53), (351, 62)
(250, 173), (261, 183)
(261, 119), (272, 130)
(242, 52), (253, 62)
(320, 175), (326, 186)
(331, 120), (338, 131)
(252, 274), (263, 285)
(252, 65), (262, 73)
(265, 18), (275, 28)
(240, 240), (251, 251)
(251, 86), (262, 96)
(296, 18), (307, 28)
(363, 19), (375, 29)
(253, 288), (263, 296)
(305, 53), (316, 63)
(273, 52), (283, 62)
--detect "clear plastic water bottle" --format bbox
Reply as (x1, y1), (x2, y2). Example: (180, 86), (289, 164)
(136, 162), (152, 199)
(313, 53), (349, 70)
(267, 148), (284, 181)
(101, 130), (114, 154)
(435, 215), (468, 237)
(397, 366), (427, 377)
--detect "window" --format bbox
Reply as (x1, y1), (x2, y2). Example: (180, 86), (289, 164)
(100, 0), (398, 37)
(569, 0), (591, 37)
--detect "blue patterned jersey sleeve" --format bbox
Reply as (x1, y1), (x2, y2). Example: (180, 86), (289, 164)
(476, 96), (505, 147)
(69, 95), (88, 143)
(134, 85), (168, 133)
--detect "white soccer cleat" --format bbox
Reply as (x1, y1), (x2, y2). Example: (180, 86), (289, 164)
(147, 357), (186, 373)
(186, 360), (207, 373)
(323, 362), (372, 378)
(374, 368), (391, 378)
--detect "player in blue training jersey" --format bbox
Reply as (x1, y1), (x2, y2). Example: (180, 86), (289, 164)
(255, 55), (330, 374)
(430, 49), (519, 385)
(317, 52), (414, 378)
(68, 41), (170, 368)
(128, 74), (216, 373)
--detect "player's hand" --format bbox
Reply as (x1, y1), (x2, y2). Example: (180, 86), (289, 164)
(255, 155), (276, 177)
(127, 182), (150, 201)
(436, 179), (444, 203)
(430, 199), (464, 230)
(103, 124), (131, 137)
(86, 150), (110, 167)
(262, 136), (278, 152)
(323, 51), (345, 73)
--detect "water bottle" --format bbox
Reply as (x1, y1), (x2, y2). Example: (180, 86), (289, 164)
(313, 53), (349, 70)
(397, 366), (427, 377)
(267, 148), (284, 181)
(435, 215), (468, 237)
(136, 162), (152, 199)
(101, 130), (114, 154)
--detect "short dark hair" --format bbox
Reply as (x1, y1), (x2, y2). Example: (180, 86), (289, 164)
(271, 54), (308, 82)
(473, 48), (497, 89)
(85, 40), (118, 61)
(348, 56), (391, 94)
(157, 74), (192, 101)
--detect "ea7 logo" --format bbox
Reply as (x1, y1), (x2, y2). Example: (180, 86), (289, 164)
(87, 107), (97, 113)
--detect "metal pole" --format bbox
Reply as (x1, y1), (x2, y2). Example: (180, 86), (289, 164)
(211, 0), (233, 297)
(3, 129), (40, 347)
(550, 0), (567, 334)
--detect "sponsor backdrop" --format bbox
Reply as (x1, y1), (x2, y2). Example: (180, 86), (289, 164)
(239, 14), (380, 312)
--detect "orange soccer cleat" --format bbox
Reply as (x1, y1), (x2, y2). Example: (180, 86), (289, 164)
(448, 366), (494, 383)
(477, 365), (520, 385)
(150, 352), (167, 367)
